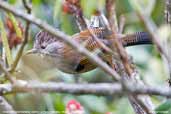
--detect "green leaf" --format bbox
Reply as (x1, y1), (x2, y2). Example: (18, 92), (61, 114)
(155, 100), (171, 114)
(78, 95), (107, 113)
(8, 13), (22, 39)
(53, 94), (65, 114)
(60, 14), (75, 35)
(53, 0), (62, 21)
(129, 0), (156, 15)
(8, 0), (17, 4)
(0, 18), (13, 65)
(81, 0), (98, 18)
(32, 0), (41, 5)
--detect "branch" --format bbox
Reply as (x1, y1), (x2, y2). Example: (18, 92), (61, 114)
(0, 1), (121, 81)
(105, 0), (134, 76)
(137, 13), (170, 63)
(87, 11), (115, 56)
(165, 0), (171, 25)
(137, 12), (171, 85)
(105, 0), (118, 32)
(22, 0), (31, 13)
(0, 61), (15, 84)
(165, 0), (171, 86)
(2, 81), (123, 95)
(63, 0), (87, 31)
(0, 81), (171, 98)
(10, 0), (32, 72)
(128, 96), (147, 114)
(0, 96), (17, 114)
(106, 1), (153, 113)
(133, 96), (154, 114)
(118, 15), (125, 34)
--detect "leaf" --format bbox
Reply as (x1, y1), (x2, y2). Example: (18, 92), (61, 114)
(0, 18), (13, 65)
(8, 0), (17, 4)
(52, 94), (65, 114)
(81, 0), (98, 18)
(155, 100), (171, 114)
(60, 14), (75, 35)
(32, 0), (41, 5)
(129, 0), (156, 16)
(78, 95), (107, 113)
(53, 0), (62, 21)
(8, 13), (22, 39)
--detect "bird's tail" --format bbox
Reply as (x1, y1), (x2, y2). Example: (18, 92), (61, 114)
(121, 32), (152, 47)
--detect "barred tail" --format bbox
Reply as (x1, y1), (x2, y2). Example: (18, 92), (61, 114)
(121, 32), (152, 47)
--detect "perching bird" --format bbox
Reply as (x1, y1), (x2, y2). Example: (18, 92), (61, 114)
(20, 27), (152, 76)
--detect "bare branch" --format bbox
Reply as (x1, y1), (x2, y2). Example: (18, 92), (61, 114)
(137, 13), (170, 61)
(105, 0), (118, 32)
(133, 95), (155, 114)
(106, 1), (153, 113)
(128, 96), (147, 114)
(3, 81), (123, 95)
(118, 15), (125, 34)
(105, 0), (134, 76)
(0, 80), (170, 98)
(63, 0), (87, 31)
(0, 96), (16, 114)
(165, 0), (171, 25)
(22, 0), (31, 13)
(10, 0), (32, 72)
(137, 12), (171, 86)
(0, 61), (15, 84)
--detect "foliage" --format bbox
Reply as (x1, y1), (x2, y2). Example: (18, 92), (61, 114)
(0, 17), (13, 65)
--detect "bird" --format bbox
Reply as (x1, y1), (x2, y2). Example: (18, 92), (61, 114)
(20, 27), (152, 75)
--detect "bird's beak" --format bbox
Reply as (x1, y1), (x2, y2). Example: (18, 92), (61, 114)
(24, 49), (52, 58)
(25, 49), (40, 55)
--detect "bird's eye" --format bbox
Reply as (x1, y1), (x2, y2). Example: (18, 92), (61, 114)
(41, 45), (46, 49)
(75, 63), (85, 72)
(40, 42), (47, 49)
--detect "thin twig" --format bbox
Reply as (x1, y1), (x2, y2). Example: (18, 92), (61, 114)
(88, 29), (114, 55)
(165, 0), (171, 86)
(118, 15), (125, 34)
(105, 0), (134, 76)
(128, 96), (147, 114)
(165, 0), (171, 25)
(110, 34), (134, 76)
(134, 95), (155, 114)
(138, 13), (170, 61)
(106, 0), (118, 32)
(0, 61), (15, 84)
(137, 12), (171, 85)
(105, 1), (154, 114)
(22, 0), (31, 13)
(70, 5), (115, 57)
(87, 11), (117, 56)
(10, 0), (32, 72)
(0, 96), (17, 114)
(64, 0), (87, 31)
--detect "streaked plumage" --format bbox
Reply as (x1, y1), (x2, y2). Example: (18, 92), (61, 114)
(23, 28), (152, 74)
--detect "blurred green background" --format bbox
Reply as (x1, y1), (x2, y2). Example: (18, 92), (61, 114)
(0, 0), (171, 114)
